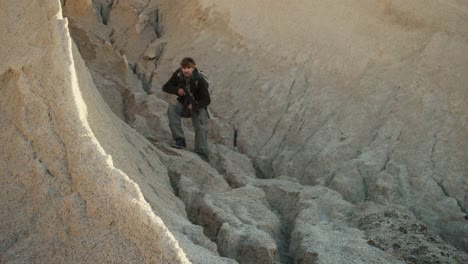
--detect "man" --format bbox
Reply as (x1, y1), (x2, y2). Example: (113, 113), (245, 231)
(162, 57), (211, 162)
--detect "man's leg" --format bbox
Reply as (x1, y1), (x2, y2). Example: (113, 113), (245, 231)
(168, 103), (186, 148)
(192, 108), (209, 161)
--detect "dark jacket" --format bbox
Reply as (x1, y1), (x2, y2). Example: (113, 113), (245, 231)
(162, 68), (210, 109)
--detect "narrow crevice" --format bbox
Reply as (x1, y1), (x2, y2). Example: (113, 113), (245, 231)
(356, 162), (371, 202)
(274, 209), (295, 264)
(362, 175), (370, 201)
(456, 200), (466, 214)
(267, 109), (300, 169)
(167, 170), (181, 199)
(133, 36), (165, 92)
(165, 169), (220, 248)
(45, 168), (55, 178)
(432, 177), (466, 214)
(144, 71), (155, 92)
(101, 0), (115, 25)
(233, 128), (238, 148)
(263, 101), (312, 179)
(380, 154), (391, 173)
(153, 143), (181, 157)
(121, 89), (134, 123)
(258, 78), (297, 154)
(135, 64), (154, 92)
(349, 85), (402, 165)
(165, 169), (207, 232)
(325, 170), (337, 187)
(252, 157), (273, 179)
(428, 133), (466, 214)
(165, 162), (292, 263)
(258, 115), (283, 153)
(152, 9), (163, 38)
(295, 111), (336, 161)
(258, 186), (302, 264)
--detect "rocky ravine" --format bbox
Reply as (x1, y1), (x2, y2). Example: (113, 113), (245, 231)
(1, 0), (467, 264)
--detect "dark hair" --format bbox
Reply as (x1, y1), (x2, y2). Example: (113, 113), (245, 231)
(180, 57), (196, 67)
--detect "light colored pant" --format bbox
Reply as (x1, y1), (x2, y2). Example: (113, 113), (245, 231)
(168, 103), (208, 156)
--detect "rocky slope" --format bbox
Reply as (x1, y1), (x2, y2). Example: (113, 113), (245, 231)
(162, 0), (468, 251)
(1, 0), (467, 263)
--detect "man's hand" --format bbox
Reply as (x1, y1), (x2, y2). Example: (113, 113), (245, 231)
(188, 104), (192, 110)
(177, 88), (186, 96)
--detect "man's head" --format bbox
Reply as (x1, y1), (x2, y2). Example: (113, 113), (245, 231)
(180, 57), (196, 77)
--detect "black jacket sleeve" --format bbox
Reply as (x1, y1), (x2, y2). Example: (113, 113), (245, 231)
(196, 76), (211, 109)
(162, 70), (180, 95)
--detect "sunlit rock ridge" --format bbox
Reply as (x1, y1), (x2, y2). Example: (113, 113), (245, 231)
(1, 0), (467, 263)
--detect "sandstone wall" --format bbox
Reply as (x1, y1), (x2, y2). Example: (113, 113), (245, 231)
(0, 0), (189, 262)
(162, 0), (468, 250)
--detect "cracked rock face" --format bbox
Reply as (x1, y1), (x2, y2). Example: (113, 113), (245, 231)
(179, 0), (468, 251)
(1, 0), (468, 263)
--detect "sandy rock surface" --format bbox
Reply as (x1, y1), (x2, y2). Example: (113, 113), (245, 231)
(165, 0), (468, 251)
(1, 0), (467, 263)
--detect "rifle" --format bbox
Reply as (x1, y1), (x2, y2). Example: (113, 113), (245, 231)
(183, 88), (199, 113)
(181, 74), (210, 118)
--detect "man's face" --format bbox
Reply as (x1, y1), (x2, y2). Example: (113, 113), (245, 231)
(181, 65), (194, 77)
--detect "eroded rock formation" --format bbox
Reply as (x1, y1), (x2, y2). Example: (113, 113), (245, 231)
(1, 0), (467, 263)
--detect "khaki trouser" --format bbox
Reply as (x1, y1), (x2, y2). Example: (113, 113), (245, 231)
(168, 102), (208, 156)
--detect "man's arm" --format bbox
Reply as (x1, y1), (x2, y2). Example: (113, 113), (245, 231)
(162, 71), (180, 95)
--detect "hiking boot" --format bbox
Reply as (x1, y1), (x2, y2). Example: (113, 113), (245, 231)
(196, 152), (209, 163)
(171, 138), (186, 149)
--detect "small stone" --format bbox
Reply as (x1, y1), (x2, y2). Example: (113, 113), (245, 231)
(399, 227), (407, 234)
(419, 224), (427, 232)
(392, 243), (401, 250)
(367, 239), (379, 248)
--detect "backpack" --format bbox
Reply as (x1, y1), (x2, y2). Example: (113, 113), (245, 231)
(196, 70), (211, 119)
(195, 70), (210, 94)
